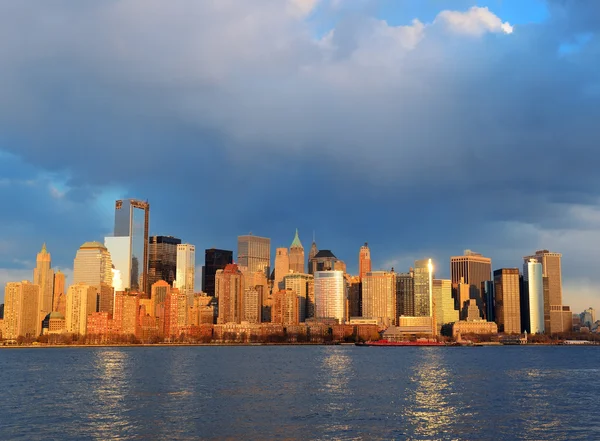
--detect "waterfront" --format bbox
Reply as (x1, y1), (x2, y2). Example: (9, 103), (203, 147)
(1, 346), (598, 440)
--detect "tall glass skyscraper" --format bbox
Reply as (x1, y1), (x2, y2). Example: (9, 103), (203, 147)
(202, 248), (233, 297)
(105, 199), (150, 292)
(237, 234), (270, 277)
(523, 259), (544, 334)
(413, 259), (433, 317)
(314, 270), (346, 323)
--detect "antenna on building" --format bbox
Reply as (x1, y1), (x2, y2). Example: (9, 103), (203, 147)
(313, 230), (316, 243)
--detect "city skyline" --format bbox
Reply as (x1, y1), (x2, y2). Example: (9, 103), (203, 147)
(0, 1), (599, 313)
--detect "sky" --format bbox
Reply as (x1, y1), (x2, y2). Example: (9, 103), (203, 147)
(0, 0), (599, 312)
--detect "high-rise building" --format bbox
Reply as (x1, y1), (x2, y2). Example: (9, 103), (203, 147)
(358, 243), (372, 280)
(274, 248), (290, 291)
(524, 250), (568, 333)
(456, 278), (470, 319)
(65, 283), (98, 336)
(314, 270), (346, 323)
(53, 270), (66, 314)
(433, 279), (459, 334)
(242, 287), (262, 324)
(202, 249), (233, 297)
(105, 199), (150, 292)
(482, 281), (495, 322)
(113, 291), (141, 338)
(272, 289), (300, 325)
(3, 281), (41, 339)
(176, 244), (195, 301)
(523, 260), (544, 334)
(396, 271), (414, 317)
(216, 264), (244, 324)
(33, 244), (54, 328)
(494, 268), (521, 334)
(237, 234), (270, 277)
(450, 250), (492, 318)
(362, 271), (396, 326)
(413, 259), (434, 317)
(347, 276), (362, 318)
(581, 307), (596, 328)
(148, 236), (181, 290)
(309, 250), (339, 274)
(289, 229), (305, 274)
(164, 288), (187, 339)
(73, 241), (114, 313)
(284, 273), (312, 322)
(308, 239), (318, 274)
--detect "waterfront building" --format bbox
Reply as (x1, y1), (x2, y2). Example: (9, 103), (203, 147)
(43, 312), (66, 334)
(433, 279), (459, 334)
(202, 248), (233, 297)
(114, 291), (141, 338)
(451, 250), (491, 318)
(523, 260), (544, 334)
(482, 280), (495, 322)
(105, 199), (150, 292)
(189, 294), (216, 325)
(413, 259), (434, 317)
(362, 271), (396, 326)
(494, 268), (521, 334)
(53, 270), (66, 314)
(358, 243), (372, 280)
(164, 288), (186, 339)
(396, 316), (434, 336)
(148, 236), (181, 289)
(289, 229), (305, 274)
(456, 278), (470, 319)
(396, 271), (414, 317)
(242, 287), (262, 324)
(237, 234), (270, 277)
(33, 244), (54, 329)
(313, 270), (346, 324)
(65, 283), (98, 336)
(274, 248), (290, 291)
(176, 244), (195, 302)
(3, 281), (41, 339)
(347, 276), (361, 319)
(452, 300), (499, 338)
(284, 273), (312, 322)
(581, 307), (596, 328)
(73, 241), (113, 311)
(86, 312), (111, 338)
(216, 264), (244, 324)
(272, 289), (300, 325)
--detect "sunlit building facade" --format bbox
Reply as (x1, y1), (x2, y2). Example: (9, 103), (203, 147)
(237, 234), (270, 277)
(3, 281), (41, 339)
(176, 244), (195, 302)
(289, 229), (305, 274)
(33, 244), (54, 329)
(413, 259), (433, 317)
(433, 279), (459, 333)
(358, 243), (372, 280)
(148, 235), (180, 289)
(494, 268), (521, 334)
(202, 248), (233, 297)
(216, 264), (244, 324)
(274, 248), (290, 291)
(65, 283), (98, 336)
(314, 270), (346, 323)
(284, 273), (312, 322)
(523, 259), (544, 334)
(362, 271), (396, 326)
(451, 250), (491, 318)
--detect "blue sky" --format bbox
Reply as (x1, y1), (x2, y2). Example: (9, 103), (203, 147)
(0, 0), (599, 312)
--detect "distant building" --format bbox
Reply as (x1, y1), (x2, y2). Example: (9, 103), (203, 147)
(189, 294), (216, 325)
(456, 278), (471, 319)
(148, 236), (181, 290)
(272, 289), (300, 325)
(494, 268), (521, 334)
(308, 240), (319, 274)
(482, 281), (495, 322)
(309, 250), (339, 274)
(216, 264), (244, 324)
(413, 259), (434, 317)
(242, 287), (262, 324)
(314, 270), (346, 324)
(202, 248), (233, 297)
(451, 250), (491, 319)
(105, 199), (150, 292)
(347, 276), (361, 319)
(164, 288), (186, 339)
(284, 273), (313, 322)
(33, 244), (54, 329)
(396, 271), (414, 317)
(65, 283), (98, 336)
(358, 243), (372, 280)
(581, 307), (596, 328)
(53, 270), (66, 315)
(114, 291), (141, 338)
(237, 234), (270, 277)
(289, 229), (305, 274)
(43, 312), (66, 335)
(523, 259), (544, 334)
(4, 281), (41, 339)
(433, 279), (459, 334)
(73, 241), (113, 313)
(452, 300), (498, 338)
(274, 248), (290, 291)
(362, 271), (396, 326)
(176, 244), (195, 302)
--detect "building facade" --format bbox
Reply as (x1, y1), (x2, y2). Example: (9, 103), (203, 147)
(3, 281), (41, 339)
(314, 270), (346, 324)
(202, 248), (233, 297)
(396, 271), (414, 317)
(237, 234), (270, 277)
(148, 235), (181, 290)
(176, 244), (195, 301)
(362, 271), (396, 326)
(274, 248), (290, 291)
(216, 264), (244, 324)
(284, 273), (312, 322)
(413, 259), (433, 317)
(358, 243), (372, 280)
(65, 283), (98, 336)
(494, 268), (521, 334)
(33, 244), (54, 329)
(450, 250), (492, 318)
(289, 229), (305, 274)
(523, 259), (544, 334)
(433, 279), (459, 334)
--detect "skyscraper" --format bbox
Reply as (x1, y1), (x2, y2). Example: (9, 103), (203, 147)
(65, 283), (98, 336)
(272, 289), (300, 325)
(358, 243), (372, 280)
(33, 244), (54, 328)
(237, 234), (270, 277)
(148, 236), (181, 290)
(53, 270), (66, 314)
(413, 259), (434, 317)
(284, 273), (312, 322)
(274, 248), (290, 291)
(432, 279), (459, 334)
(313, 270), (346, 323)
(216, 264), (244, 324)
(309, 250), (338, 274)
(202, 248), (233, 296)
(164, 288), (187, 339)
(242, 287), (262, 324)
(362, 271), (396, 326)
(450, 250), (492, 317)
(308, 239), (318, 274)
(289, 229), (305, 274)
(523, 259), (544, 334)
(494, 268), (521, 334)
(396, 270), (414, 317)
(73, 241), (113, 313)
(3, 281), (40, 339)
(105, 199), (150, 292)
(176, 244), (195, 301)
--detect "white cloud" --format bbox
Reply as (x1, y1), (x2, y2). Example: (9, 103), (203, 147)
(436, 6), (513, 36)
(287, 0), (320, 17)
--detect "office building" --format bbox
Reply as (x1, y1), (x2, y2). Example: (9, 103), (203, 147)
(148, 236), (181, 289)
(482, 280), (495, 322)
(581, 307), (596, 328)
(33, 244), (54, 328)
(216, 264), (244, 324)
(451, 250), (491, 318)
(113, 291), (141, 338)
(289, 229), (305, 274)
(456, 278), (470, 319)
(359, 243), (372, 280)
(105, 199), (150, 292)
(362, 271), (396, 326)
(347, 275), (361, 319)
(308, 239), (318, 274)
(53, 270), (66, 314)
(309, 250), (339, 274)
(274, 248), (290, 291)
(3, 281), (41, 339)
(494, 268), (521, 334)
(65, 283), (98, 336)
(237, 234), (270, 277)
(433, 279), (459, 334)
(202, 248), (233, 296)
(164, 288), (187, 339)
(413, 259), (434, 317)
(272, 289), (300, 325)
(523, 260), (544, 334)
(452, 299), (499, 338)
(176, 244), (195, 301)
(314, 270), (346, 323)
(73, 241), (114, 313)
(284, 273), (313, 322)
(396, 271), (414, 317)
(242, 287), (262, 324)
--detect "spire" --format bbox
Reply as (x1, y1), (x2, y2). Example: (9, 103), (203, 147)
(291, 228), (303, 249)
(41, 243), (47, 253)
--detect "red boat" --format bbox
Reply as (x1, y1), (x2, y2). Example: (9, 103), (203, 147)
(355, 340), (446, 347)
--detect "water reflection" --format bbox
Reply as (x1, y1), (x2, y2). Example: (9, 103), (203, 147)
(404, 348), (461, 439)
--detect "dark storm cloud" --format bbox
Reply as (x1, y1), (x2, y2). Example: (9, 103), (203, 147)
(0, 0), (599, 309)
